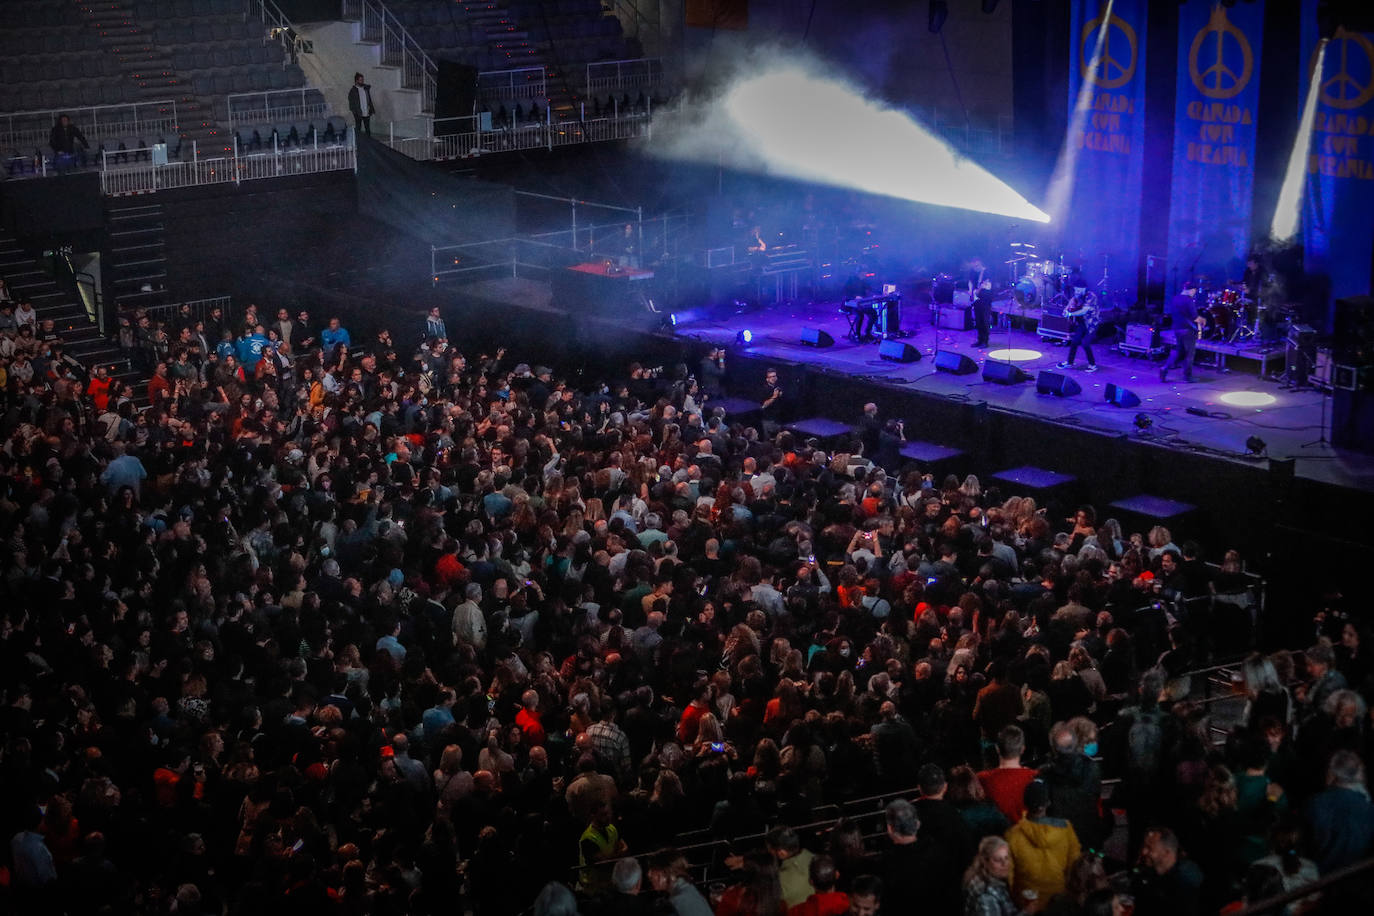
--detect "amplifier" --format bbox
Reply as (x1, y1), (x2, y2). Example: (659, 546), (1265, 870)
(936, 305), (972, 330)
(1124, 323), (1159, 349)
(1037, 312), (1071, 341)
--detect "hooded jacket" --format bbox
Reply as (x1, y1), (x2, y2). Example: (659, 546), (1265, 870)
(1005, 815), (1081, 901)
(1037, 751), (1104, 849)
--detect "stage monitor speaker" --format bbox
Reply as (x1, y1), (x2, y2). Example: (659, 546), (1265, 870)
(936, 306), (972, 330)
(983, 360), (1031, 385)
(1333, 389), (1374, 454)
(1104, 383), (1141, 407)
(878, 340), (921, 362)
(799, 327), (835, 347)
(933, 350), (979, 374)
(434, 60), (479, 120)
(1036, 370), (1081, 397)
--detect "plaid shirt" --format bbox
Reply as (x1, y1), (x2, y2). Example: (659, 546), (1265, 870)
(585, 720), (631, 771)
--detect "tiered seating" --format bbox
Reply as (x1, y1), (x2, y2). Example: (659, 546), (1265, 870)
(231, 117), (351, 153)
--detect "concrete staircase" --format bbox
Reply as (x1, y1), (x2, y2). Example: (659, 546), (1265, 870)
(107, 201), (169, 312)
(0, 232), (125, 373)
(294, 18), (432, 140)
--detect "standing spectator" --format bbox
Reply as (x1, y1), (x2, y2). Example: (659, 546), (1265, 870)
(348, 73), (374, 136)
(961, 836), (1023, 916)
(1005, 780), (1080, 904)
(1133, 828), (1203, 916)
(321, 317), (352, 354)
(1037, 722), (1104, 853)
(1305, 750), (1374, 873)
(49, 114), (89, 169)
(979, 726), (1038, 824)
(788, 856), (848, 916)
(425, 306), (448, 341)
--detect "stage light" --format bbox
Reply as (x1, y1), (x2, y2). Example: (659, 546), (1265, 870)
(737, 329), (753, 345)
(1246, 435), (1267, 455)
(653, 62), (1049, 223)
(986, 348), (1041, 362)
(1134, 413), (1153, 430)
(669, 313), (679, 326)
(1271, 38), (1328, 241)
(1218, 390), (1278, 407)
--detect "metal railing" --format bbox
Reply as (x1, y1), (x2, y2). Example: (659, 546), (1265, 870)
(476, 66), (548, 101)
(100, 135), (356, 195)
(227, 88), (332, 126)
(0, 100), (178, 153)
(585, 57), (663, 93)
(381, 109), (651, 162)
(143, 296), (233, 325)
(245, 0), (300, 65)
(342, 0), (437, 113)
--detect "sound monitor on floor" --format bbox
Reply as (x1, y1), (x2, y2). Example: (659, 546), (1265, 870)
(933, 350), (979, 374)
(1104, 383), (1141, 407)
(983, 361), (1031, 385)
(1035, 370), (1082, 396)
(878, 340), (921, 362)
(799, 327), (835, 347)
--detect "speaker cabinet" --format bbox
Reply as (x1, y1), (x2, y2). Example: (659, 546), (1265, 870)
(933, 350), (979, 374)
(800, 327), (835, 347)
(878, 340), (921, 362)
(1036, 370), (1082, 396)
(983, 361), (1031, 385)
(1104, 383), (1141, 407)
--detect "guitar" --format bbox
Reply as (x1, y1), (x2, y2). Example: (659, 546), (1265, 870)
(1063, 292), (1099, 334)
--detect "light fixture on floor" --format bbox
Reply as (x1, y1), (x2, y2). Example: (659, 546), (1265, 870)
(1246, 436), (1267, 456)
(736, 329), (753, 346)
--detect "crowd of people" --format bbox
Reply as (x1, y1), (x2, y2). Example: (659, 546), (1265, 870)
(1, 298), (1371, 916)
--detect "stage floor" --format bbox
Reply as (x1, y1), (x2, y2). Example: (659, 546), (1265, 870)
(671, 301), (1374, 492)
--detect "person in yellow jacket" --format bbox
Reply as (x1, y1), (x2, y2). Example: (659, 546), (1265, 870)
(578, 801), (628, 893)
(1005, 780), (1081, 904)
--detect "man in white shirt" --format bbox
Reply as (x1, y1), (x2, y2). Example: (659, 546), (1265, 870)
(452, 582), (487, 650)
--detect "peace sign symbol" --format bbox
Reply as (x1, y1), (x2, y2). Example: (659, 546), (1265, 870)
(1081, 4), (1138, 90)
(1316, 29), (1374, 110)
(1188, 6), (1253, 100)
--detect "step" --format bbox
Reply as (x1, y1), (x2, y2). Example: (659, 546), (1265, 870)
(116, 257), (168, 270)
(114, 273), (168, 287)
(112, 243), (165, 256)
(110, 226), (165, 239)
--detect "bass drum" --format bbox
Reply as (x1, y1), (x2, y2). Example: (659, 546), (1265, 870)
(1013, 276), (1042, 306)
(1203, 302), (1235, 338)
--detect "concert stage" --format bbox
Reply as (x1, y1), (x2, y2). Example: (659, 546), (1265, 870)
(668, 299), (1374, 494)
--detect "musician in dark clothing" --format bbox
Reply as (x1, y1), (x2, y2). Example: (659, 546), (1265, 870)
(972, 280), (995, 348)
(1161, 281), (1204, 383)
(49, 114), (89, 168)
(844, 273), (876, 341)
(1057, 290), (1098, 371)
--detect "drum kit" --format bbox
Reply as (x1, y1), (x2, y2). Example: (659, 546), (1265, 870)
(1198, 283), (1259, 343)
(1011, 260), (1072, 310)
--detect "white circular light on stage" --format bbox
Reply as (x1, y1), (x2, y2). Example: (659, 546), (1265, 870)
(986, 348), (1042, 362)
(1217, 391), (1278, 408)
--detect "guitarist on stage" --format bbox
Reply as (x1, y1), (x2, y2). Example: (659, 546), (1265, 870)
(1057, 289), (1100, 372)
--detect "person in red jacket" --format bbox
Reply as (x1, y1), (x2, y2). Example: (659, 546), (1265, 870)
(146, 361), (172, 404)
(788, 856), (849, 916)
(978, 725), (1038, 823)
(86, 365), (112, 410)
(515, 690), (546, 747)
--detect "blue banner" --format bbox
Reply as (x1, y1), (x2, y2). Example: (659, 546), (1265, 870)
(1301, 5), (1374, 310)
(1166, 1), (1265, 292)
(1064, 0), (1148, 300)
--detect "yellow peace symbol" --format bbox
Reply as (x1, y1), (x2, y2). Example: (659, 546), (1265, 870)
(1080, 4), (1138, 90)
(1313, 28), (1374, 110)
(1188, 5), (1253, 100)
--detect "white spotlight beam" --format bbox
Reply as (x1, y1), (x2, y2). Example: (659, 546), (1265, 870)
(1045, 0), (1114, 225)
(716, 68), (1049, 222)
(1270, 39), (1328, 242)
(651, 62), (1048, 223)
